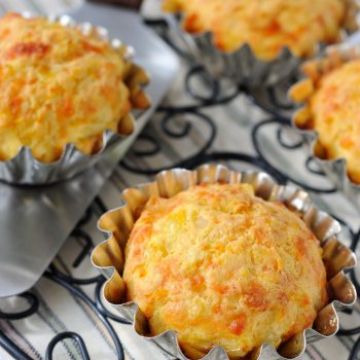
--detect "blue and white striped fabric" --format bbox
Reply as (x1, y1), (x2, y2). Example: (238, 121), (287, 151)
(0, 1), (358, 359)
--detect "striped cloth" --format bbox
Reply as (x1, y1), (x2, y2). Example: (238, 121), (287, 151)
(0, 1), (359, 359)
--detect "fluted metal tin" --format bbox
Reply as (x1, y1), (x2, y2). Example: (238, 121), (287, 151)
(289, 44), (360, 208)
(91, 164), (357, 360)
(0, 13), (150, 185)
(165, 1), (358, 87)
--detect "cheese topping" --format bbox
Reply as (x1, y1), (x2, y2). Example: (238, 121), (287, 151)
(163, 0), (347, 60)
(309, 59), (360, 183)
(124, 183), (327, 357)
(0, 13), (144, 162)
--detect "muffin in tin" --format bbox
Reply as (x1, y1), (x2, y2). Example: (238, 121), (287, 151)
(92, 165), (357, 360)
(164, 0), (351, 60)
(0, 13), (150, 183)
(290, 47), (360, 184)
(162, 0), (358, 85)
(124, 182), (327, 358)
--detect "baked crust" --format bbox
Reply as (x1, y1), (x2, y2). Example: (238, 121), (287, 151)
(290, 49), (360, 184)
(0, 13), (150, 163)
(163, 0), (354, 60)
(123, 183), (328, 358)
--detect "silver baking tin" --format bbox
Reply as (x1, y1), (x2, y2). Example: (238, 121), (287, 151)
(165, 1), (359, 88)
(0, 13), (147, 185)
(294, 124), (360, 209)
(92, 164), (357, 360)
(290, 43), (360, 210)
(166, 14), (300, 87)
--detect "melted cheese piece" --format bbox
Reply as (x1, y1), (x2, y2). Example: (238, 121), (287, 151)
(310, 59), (360, 184)
(163, 0), (347, 60)
(123, 184), (327, 358)
(0, 13), (138, 162)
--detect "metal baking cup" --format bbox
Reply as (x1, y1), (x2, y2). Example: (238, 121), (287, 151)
(165, 1), (359, 87)
(91, 164), (357, 360)
(289, 44), (360, 208)
(0, 13), (150, 185)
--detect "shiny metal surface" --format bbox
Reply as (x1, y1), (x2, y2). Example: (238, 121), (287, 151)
(298, 130), (360, 210)
(0, 2), (179, 297)
(166, 14), (298, 86)
(92, 164), (357, 360)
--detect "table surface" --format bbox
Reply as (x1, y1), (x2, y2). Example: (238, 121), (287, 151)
(0, 1), (359, 360)
(0, 0), (179, 299)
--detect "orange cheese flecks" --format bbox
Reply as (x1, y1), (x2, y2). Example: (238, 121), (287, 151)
(163, 0), (347, 60)
(0, 13), (136, 162)
(124, 183), (327, 357)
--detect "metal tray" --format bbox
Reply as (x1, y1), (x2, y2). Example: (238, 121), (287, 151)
(0, 2), (179, 298)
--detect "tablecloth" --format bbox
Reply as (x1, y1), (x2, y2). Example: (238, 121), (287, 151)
(0, 1), (359, 359)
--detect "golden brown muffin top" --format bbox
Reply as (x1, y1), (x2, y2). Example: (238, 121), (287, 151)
(123, 183), (327, 358)
(163, 0), (351, 60)
(290, 53), (360, 184)
(0, 13), (149, 163)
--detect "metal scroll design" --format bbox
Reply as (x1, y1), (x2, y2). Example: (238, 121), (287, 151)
(0, 201), (131, 360)
(0, 18), (359, 360)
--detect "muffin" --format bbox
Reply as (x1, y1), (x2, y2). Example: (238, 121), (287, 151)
(163, 0), (355, 61)
(93, 165), (357, 360)
(290, 49), (360, 184)
(0, 13), (150, 164)
(122, 182), (328, 358)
